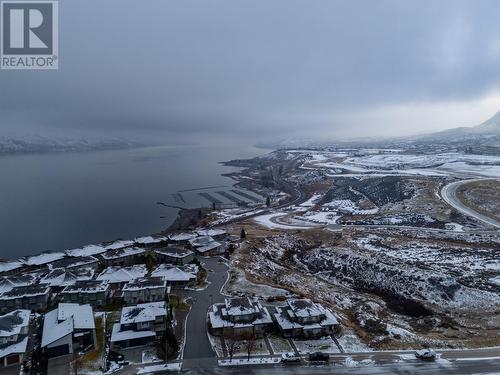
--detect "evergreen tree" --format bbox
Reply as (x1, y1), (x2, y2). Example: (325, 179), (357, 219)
(240, 227), (246, 239)
(266, 196), (271, 207)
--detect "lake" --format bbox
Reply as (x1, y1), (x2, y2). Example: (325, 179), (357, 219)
(0, 144), (263, 260)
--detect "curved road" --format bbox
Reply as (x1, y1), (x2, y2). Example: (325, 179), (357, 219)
(178, 257), (229, 368)
(441, 179), (500, 229)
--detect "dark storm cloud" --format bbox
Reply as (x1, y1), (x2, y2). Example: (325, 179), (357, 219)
(2, 0), (500, 141)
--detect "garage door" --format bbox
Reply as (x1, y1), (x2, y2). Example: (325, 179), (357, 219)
(47, 344), (70, 358)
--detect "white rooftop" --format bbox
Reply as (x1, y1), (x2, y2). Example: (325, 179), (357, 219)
(65, 244), (107, 257)
(135, 236), (167, 245)
(105, 240), (135, 250)
(168, 233), (196, 241)
(0, 309), (30, 337)
(196, 228), (226, 237)
(151, 264), (198, 282)
(120, 301), (166, 324)
(22, 252), (65, 266)
(41, 303), (95, 347)
(97, 265), (147, 283)
(41, 309), (73, 347)
(0, 336), (28, 358)
(58, 303), (95, 330)
(101, 246), (145, 260)
(0, 261), (23, 274)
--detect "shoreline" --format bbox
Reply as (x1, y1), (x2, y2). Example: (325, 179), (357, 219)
(0, 155), (265, 264)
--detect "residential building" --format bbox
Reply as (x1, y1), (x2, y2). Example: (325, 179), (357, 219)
(189, 236), (225, 256)
(41, 303), (96, 358)
(196, 228), (227, 239)
(40, 267), (95, 289)
(121, 277), (167, 305)
(0, 309), (30, 367)
(60, 280), (109, 307)
(134, 236), (168, 247)
(168, 233), (196, 244)
(100, 247), (145, 267)
(154, 247), (194, 265)
(0, 275), (38, 294)
(110, 302), (167, 349)
(208, 297), (273, 338)
(151, 264), (199, 287)
(0, 261), (23, 276)
(274, 298), (340, 338)
(96, 265), (147, 285)
(0, 284), (50, 314)
(48, 255), (99, 271)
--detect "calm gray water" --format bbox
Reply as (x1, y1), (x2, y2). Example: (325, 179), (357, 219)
(0, 144), (263, 259)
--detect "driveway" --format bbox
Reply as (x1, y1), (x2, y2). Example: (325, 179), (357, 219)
(177, 257), (229, 367)
(47, 354), (72, 375)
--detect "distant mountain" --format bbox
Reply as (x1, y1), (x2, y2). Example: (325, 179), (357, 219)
(413, 111), (500, 143)
(0, 135), (144, 155)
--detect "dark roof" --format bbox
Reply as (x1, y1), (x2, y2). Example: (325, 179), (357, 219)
(61, 280), (108, 293)
(122, 277), (166, 291)
(1, 284), (49, 298)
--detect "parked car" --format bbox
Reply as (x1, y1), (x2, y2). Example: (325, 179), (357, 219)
(309, 352), (329, 363)
(281, 352), (301, 363)
(415, 349), (436, 361)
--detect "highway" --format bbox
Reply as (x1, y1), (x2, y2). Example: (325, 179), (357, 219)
(441, 179), (500, 229)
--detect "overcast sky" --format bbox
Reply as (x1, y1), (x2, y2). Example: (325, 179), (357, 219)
(2, 0), (500, 144)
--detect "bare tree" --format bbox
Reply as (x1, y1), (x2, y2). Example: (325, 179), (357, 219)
(225, 332), (237, 362)
(243, 333), (257, 361)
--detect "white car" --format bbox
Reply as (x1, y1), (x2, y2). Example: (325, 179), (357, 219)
(415, 349), (436, 360)
(281, 352), (301, 363)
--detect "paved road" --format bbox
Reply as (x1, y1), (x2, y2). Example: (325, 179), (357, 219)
(441, 179), (500, 229)
(178, 358), (500, 374)
(178, 257), (229, 366)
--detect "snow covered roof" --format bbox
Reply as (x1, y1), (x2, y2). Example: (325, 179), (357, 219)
(65, 244), (107, 257)
(110, 323), (155, 343)
(0, 309), (30, 337)
(209, 299), (273, 329)
(101, 246), (145, 260)
(279, 299), (339, 327)
(151, 264), (198, 282)
(196, 228), (226, 237)
(0, 336), (28, 358)
(21, 252), (65, 266)
(189, 236), (215, 247)
(0, 284), (50, 299)
(57, 303), (95, 330)
(0, 275), (37, 294)
(120, 301), (166, 324)
(287, 298), (324, 318)
(49, 255), (98, 269)
(122, 277), (166, 292)
(41, 309), (73, 347)
(154, 247), (194, 258)
(42, 303), (95, 347)
(61, 280), (109, 294)
(197, 241), (223, 253)
(168, 233), (196, 242)
(0, 261), (23, 274)
(41, 267), (95, 287)
(224, 297), (257, 316)
(104, 240), (135, 250)
(134, 236), (167, 245)
(96, 265), (147, 283)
